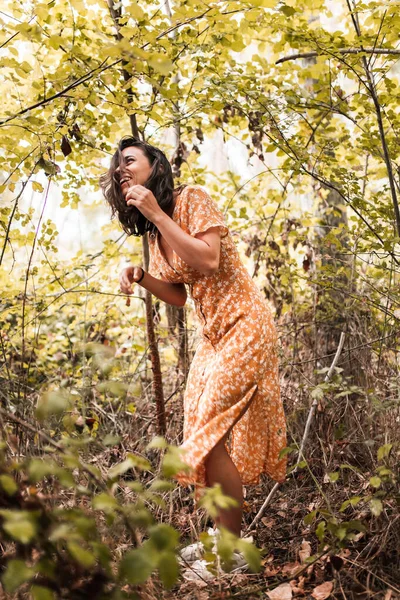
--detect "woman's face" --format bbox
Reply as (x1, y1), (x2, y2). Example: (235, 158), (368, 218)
(117, 146), (153, 196)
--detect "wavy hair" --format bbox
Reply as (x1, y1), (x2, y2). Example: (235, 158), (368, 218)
(100, 137), (179, 236)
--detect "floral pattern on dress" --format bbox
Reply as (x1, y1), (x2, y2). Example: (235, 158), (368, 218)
(148, 185), (287, 486)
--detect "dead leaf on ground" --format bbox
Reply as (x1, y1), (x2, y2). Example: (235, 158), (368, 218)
(265, 565), (280, 577)
(267, 582), (293, 600)
(299, 539), (312, 564)
(290, 579), (306, 596)
(261, 517), (275, 528)
(311, 581), (334, 600)
(282, 561), (302, 577)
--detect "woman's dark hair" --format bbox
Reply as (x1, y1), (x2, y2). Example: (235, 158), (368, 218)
(100, 136), (177, 236)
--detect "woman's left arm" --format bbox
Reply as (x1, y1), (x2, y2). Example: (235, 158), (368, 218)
(125, 185), (221, 276)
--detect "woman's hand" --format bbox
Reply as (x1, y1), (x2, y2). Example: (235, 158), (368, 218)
(120, 266), (144, 295)
(125, 185), (163, 224)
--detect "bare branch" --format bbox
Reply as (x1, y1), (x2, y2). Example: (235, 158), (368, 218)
(276, 47), (400, 65)
(345, 0), (400, 237)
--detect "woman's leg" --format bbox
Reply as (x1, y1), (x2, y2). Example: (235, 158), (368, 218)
(204, 438), (243, 536)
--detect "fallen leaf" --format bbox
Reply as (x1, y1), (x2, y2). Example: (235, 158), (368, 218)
(282, 562), (301, 577)
(290, 580), (306, 596)
(299, 539), (312, 564)
(261, 517), (275, 528)
(265, 565), (280, 577)
(267, 582), (293, 600)
(311, 581), (334, 600)
(298, 576), (306, 590)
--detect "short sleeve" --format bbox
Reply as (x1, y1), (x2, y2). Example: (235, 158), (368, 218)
(184, 186), (229, 239)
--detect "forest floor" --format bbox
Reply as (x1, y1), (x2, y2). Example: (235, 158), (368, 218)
(145, 471), (400, 600)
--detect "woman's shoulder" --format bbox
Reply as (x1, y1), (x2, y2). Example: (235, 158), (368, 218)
(176, 184), (213, 207)
(177, 184), (208, 197)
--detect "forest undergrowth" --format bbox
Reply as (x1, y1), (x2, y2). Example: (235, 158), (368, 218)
(1, 288), (399, 600)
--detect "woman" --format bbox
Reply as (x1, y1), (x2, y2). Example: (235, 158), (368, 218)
(101, 136), (287, 541)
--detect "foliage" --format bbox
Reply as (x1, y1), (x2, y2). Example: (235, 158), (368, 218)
(0, 419), (256, 597)
(1, 0), (400, 596)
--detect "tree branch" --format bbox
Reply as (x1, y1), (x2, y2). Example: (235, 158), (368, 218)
(276, 47), (400, 65)
(345, 1), (400, 237)
(0, 59), (119, 126)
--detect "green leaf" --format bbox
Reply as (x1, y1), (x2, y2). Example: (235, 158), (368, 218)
(278, 446), (295, 459)
(28, 458), (57, 482)
(36, 389), (71, 420)
(328, 471), (339, 482)
(199, 484), (238, 519)
(149, 479), (175, 492)
(158, 552), (179, 589)
(304, 509), (317, 525)
(67, 542), (96, 568)
(102, 434), (121, 446)
(280, 4), (296, 16)
(0, 510), (38, 543)
(377, 444), (392, 461)
(148, 524), (179, 551)
(92, 492), (119, 512)
(108, 458), (136, 479)
(2, 559), (35, 593)
(119, 546), (157, 585)
(0, 474), (18, 495)
(339, 496), (361, 512)
(370, 498), (383, 517)
(147, 436), (168, 449)
(236, 539), (261, 572)
(369, 476), (381, 488)
(97, 381), (127, 397)
(346, 520), (366, 532)
(162, 448), (190, 478)
(316, 521), (326, 542)
(216, 529), (235, 564)
(31, 585), (56, 600)
(336, 526), (346, 541)
(108, 453), (151, 479)
(37, 157), (60, 176)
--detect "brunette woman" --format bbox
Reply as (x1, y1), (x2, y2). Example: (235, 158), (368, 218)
(101, 137), (286, 546)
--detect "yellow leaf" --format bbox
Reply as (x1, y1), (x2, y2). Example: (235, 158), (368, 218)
(147, 54), (174, 75)
(32, 181), (44, 193)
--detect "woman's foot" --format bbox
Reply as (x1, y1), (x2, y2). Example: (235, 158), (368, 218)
(179, 528), (218, 564)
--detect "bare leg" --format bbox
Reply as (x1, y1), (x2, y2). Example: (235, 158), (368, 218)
(204, 438), (243, 536)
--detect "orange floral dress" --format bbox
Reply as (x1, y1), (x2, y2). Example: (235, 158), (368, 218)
(148, 185), (287, 487)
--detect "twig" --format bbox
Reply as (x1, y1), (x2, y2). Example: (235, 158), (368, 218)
(246, 333), (346, 531)
(276, 47), (400, 65)
(0, 405), (140, 542)
(294, 332), (346, 472)
(345, 2), (400, 237)
(247, 481), (280, 530)
(341, 556), (400, 594)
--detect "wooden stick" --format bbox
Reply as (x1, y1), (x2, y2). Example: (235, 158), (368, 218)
(293, 332), (346, 473)
(276, 47), (400, 65)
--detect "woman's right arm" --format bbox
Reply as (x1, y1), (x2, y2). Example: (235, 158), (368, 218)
(120, 266), (187, 307)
